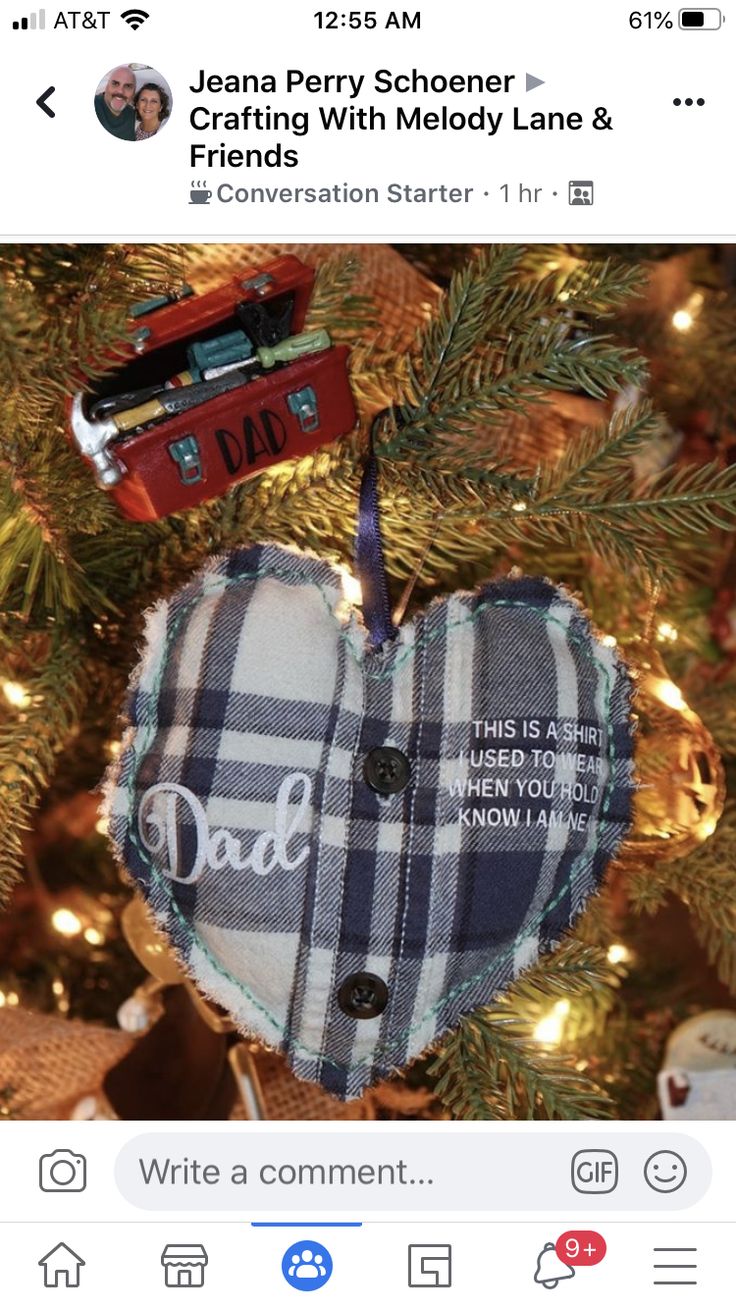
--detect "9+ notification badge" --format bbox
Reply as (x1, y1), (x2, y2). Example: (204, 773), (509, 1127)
(534, 1230), (607, 1290)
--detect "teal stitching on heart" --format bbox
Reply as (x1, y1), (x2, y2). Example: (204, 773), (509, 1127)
(120, 556), (627, 1073)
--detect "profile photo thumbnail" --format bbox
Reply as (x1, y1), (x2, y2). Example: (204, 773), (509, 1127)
(94, 63), (173, 142)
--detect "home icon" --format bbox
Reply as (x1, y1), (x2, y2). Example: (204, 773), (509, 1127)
(39, 1242), (85, 1288)
(161, 1244), (208, 1288)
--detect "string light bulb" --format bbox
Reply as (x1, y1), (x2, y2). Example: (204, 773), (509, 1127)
(50, 907), (83, 938)
(672, 291), (704, 333)
(607, 942), (632, 965)
(672, 309), (694, 332)
(2, 680), (31, 709)
(534, 998), (570, 1046)
(51, 977), (69, 1015)
(656, 620), (679, 644)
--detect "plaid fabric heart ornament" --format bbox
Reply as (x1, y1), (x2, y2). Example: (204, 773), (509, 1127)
(105, 541), (636, 1099)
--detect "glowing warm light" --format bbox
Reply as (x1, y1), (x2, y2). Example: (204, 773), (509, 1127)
(84, 927), (105, 946)
(106, 740), (122, 760)
(672, 309), (694, 333)
(95, 815), (109, 835)
(534, 999), (570, 1045)
(512, 500), (528, 513)
(699, 817), (718, 839)
(51, 980), (65, 996)
(51, 908), (83, 937)
(651, 677), (687, 712)
(672, 291), (704, 333)
(601, 634), (617, 648)
(656, 620), (679, 644)
(2, 680), (31, 709)
(607, 942), (631, 965)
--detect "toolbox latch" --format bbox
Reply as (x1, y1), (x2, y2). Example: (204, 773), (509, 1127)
(132, 326), (151, 355)
(287, 386), (320, 434)
(241, 273), (276, 297)
(168, 435), (203, 485)
(131, 287), (194, 319)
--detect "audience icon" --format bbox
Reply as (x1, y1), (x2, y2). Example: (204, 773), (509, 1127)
(568, 180), (595, 205)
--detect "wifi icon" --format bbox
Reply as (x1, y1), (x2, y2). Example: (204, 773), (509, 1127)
(121, 7), (149, 28)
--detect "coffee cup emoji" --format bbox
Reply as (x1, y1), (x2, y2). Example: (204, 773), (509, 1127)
(190, 184), (212, 204)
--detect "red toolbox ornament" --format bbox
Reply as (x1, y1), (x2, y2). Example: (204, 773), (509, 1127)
(68, 256), (357, 522)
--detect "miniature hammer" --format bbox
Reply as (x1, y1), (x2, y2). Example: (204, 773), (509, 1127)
(70, 369), (255, 487)
(70, 392), (127, 488)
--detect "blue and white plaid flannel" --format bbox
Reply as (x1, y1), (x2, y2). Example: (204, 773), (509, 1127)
(106, 543), (635, 1100)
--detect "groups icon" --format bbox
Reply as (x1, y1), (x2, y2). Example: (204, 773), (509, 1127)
(281, 1240), (333, 1291)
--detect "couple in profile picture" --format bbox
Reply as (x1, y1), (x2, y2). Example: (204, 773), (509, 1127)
(95, 64), (172, 141)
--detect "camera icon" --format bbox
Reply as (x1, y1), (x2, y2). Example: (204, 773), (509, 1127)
(39, 1149), (87, 1192)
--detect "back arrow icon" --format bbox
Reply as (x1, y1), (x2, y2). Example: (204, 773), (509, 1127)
(36, 86), (56, 117)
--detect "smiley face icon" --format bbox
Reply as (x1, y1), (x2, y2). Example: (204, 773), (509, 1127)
(643, 1150), (688, 1193)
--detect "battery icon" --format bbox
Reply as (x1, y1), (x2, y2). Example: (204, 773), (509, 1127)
(679, 8), (722, 26)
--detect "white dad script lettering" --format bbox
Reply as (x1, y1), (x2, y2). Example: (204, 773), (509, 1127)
(137, 773), (312, 884)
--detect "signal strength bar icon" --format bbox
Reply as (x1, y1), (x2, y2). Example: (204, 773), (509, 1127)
(12, 7), (45, 27)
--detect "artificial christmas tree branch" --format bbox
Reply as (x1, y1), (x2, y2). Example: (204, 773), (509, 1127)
(382, 251), (646, 457)
(0, 632), (93, 901)
(307, 253), (378, 337)
(493, 459), (736, 578)
(0, 245), (182, 399)
(429, 942), (621, 1120)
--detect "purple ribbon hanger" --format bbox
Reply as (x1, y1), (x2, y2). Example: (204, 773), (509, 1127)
(355, 411), (399, 649)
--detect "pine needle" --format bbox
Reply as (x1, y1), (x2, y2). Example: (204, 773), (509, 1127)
(429, 942), (620, 1119)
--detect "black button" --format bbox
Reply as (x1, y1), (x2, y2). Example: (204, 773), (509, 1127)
(363, 746), (410, 795)
(337, 972), (389, 1019)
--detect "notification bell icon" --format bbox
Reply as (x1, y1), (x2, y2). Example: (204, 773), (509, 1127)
(533, 1242), (576, 1289)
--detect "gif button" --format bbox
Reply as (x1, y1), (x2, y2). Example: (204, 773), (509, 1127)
(571, 1149), (619, 1194)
